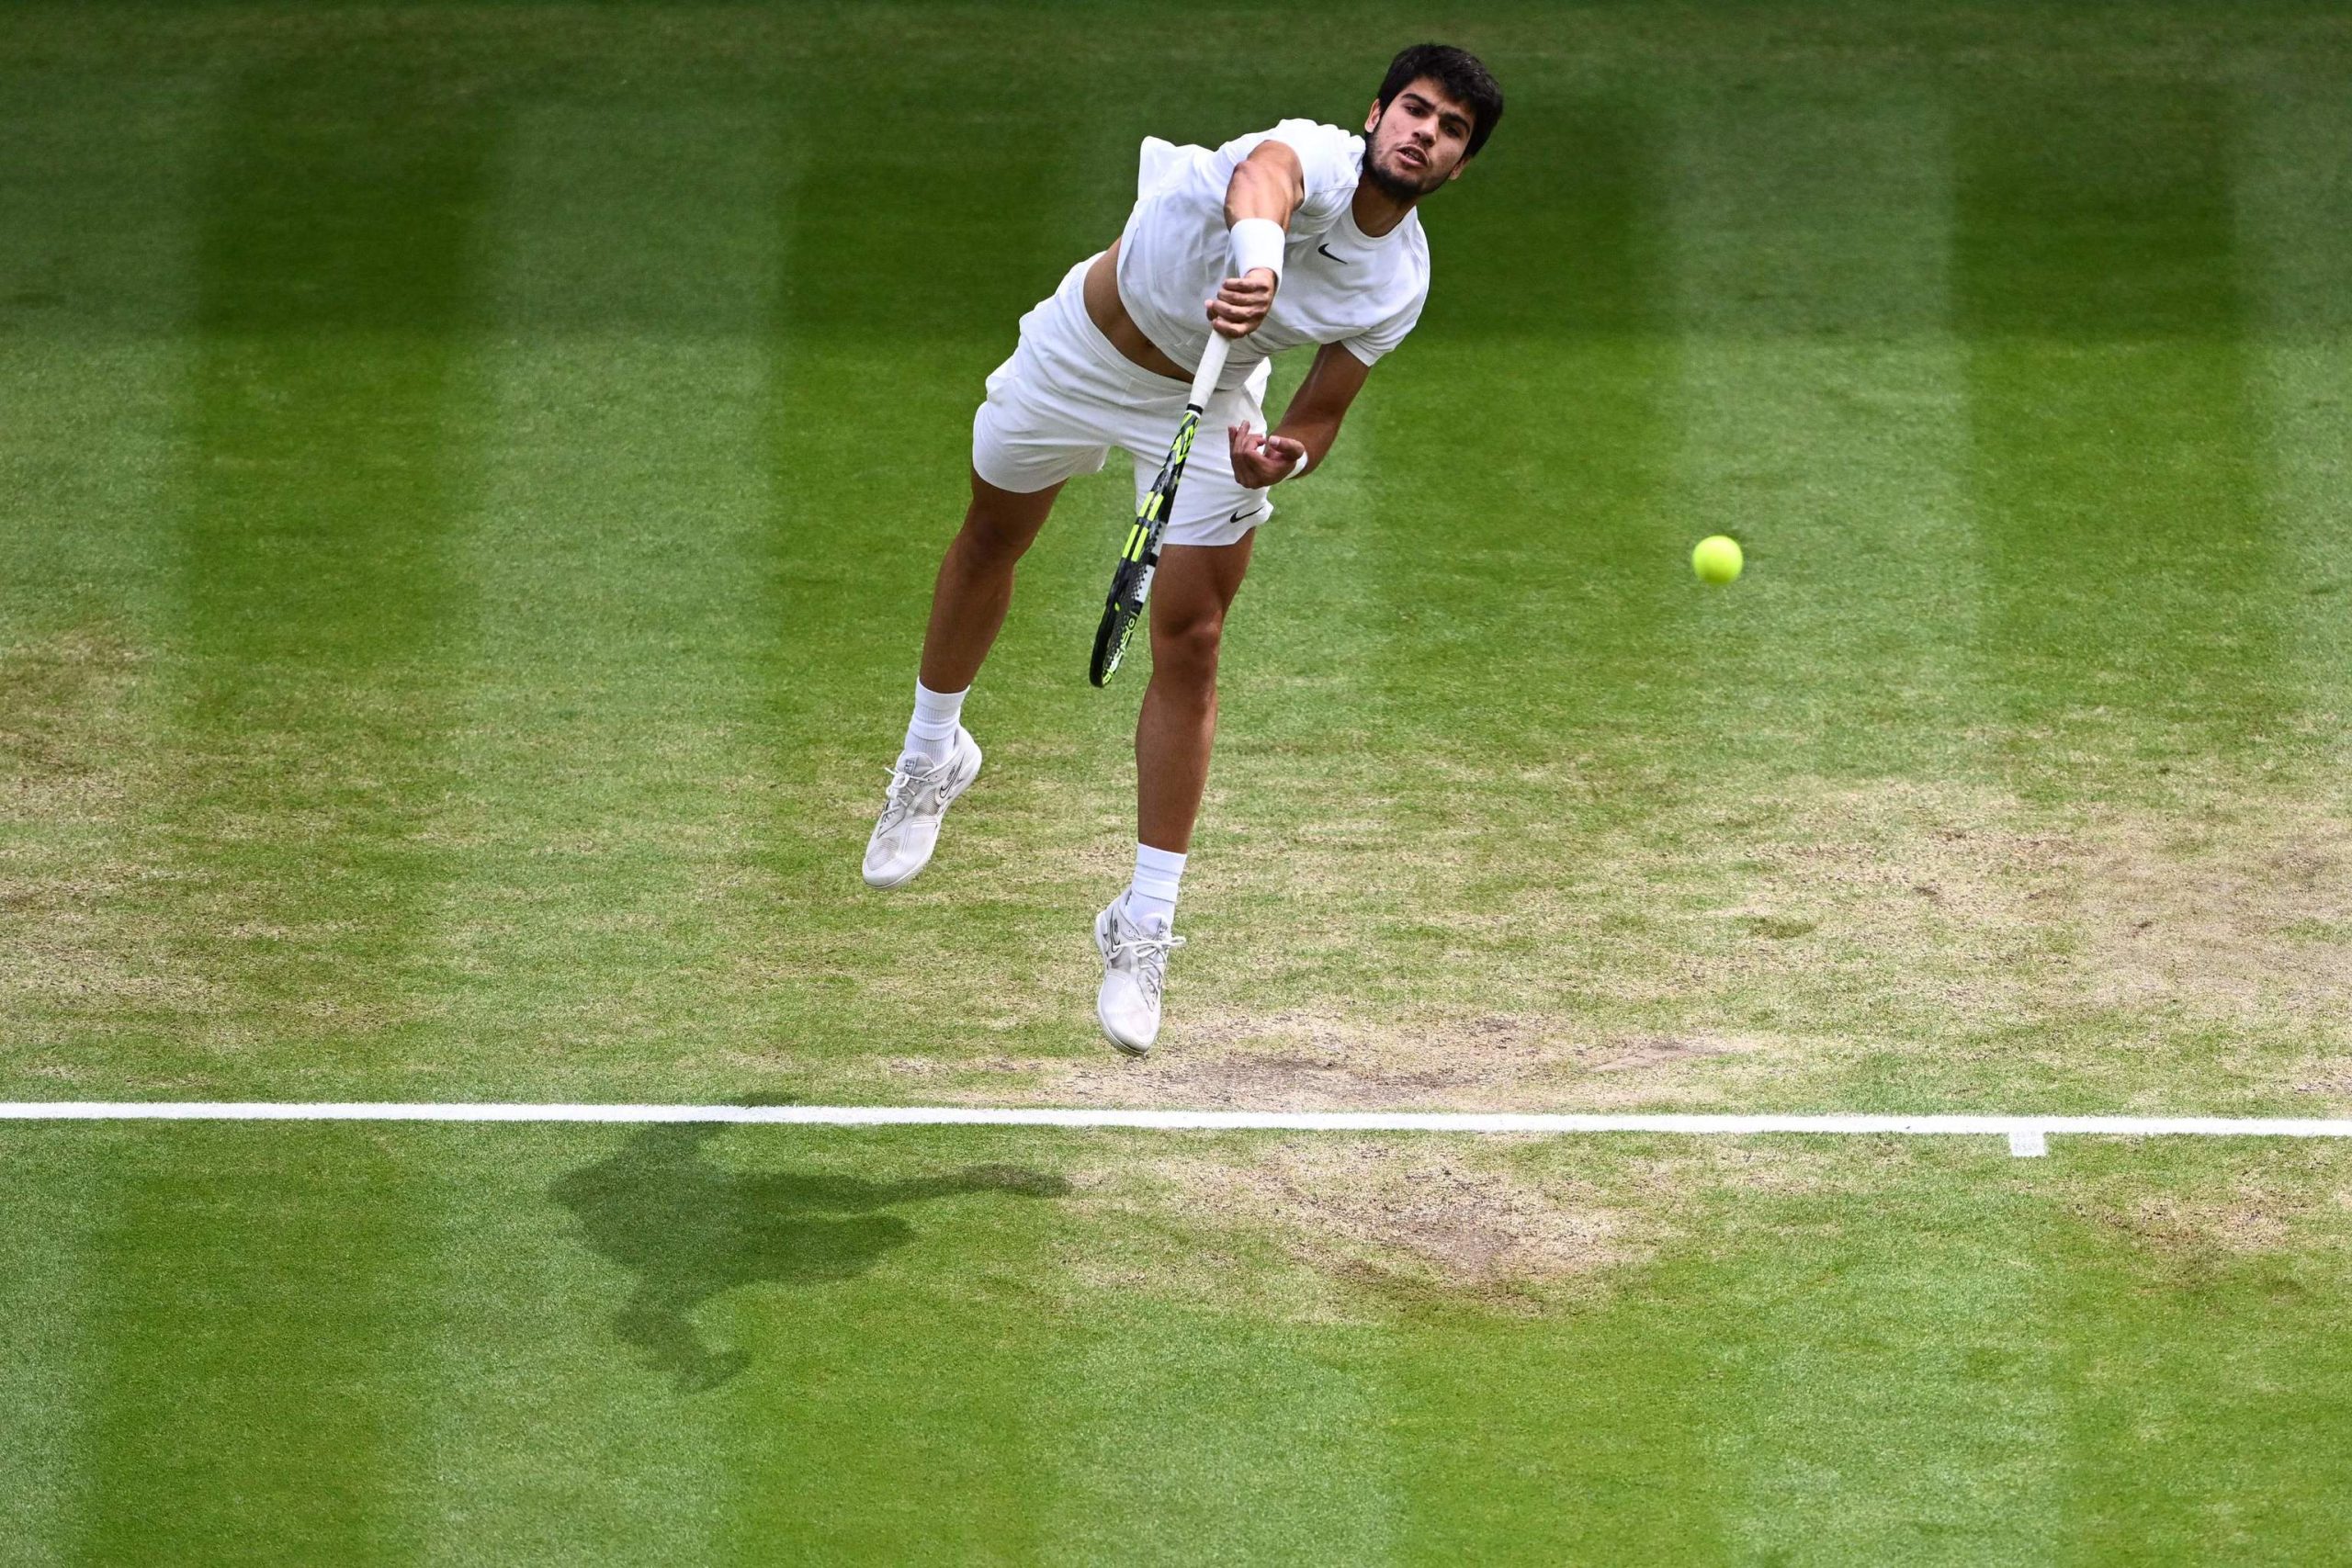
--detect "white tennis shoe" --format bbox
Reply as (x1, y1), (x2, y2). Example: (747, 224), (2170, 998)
(861, 728), (982, 889)
(1095, 897), (1185, 1055)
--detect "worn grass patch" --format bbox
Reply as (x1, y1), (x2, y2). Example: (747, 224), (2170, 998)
(1701, 777), (2352, 1024)
(1051, 1134), (1844, 1323)
(921, 1014), (1772, 1112)
(0, 626), (210, 1049)
(1056, 1136), (1645, 1322)
(14, 673), (2349, 1111)
(854, 770), (2352, 1112)
(1029, 773), (2352, 1111)
(2074, 1143), (2352, 1266)
(0, 625), (150, 818)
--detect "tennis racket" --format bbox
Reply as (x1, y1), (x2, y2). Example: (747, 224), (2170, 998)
(1088, 331), (1233, 687)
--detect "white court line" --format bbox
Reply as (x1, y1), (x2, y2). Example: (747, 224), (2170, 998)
(2, 1104), (2350, 1156)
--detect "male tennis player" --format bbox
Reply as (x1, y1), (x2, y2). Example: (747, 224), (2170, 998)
(863, 44), (1503, 1055)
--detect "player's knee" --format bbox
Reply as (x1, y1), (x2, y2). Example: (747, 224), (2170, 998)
(1154, 612), (1224, 682)
(956, 508), (1039, 570)
(960, 471), (1059, 569)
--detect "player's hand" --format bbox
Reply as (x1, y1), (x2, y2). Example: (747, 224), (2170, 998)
(1205, 268), (1276, 339)
(1229, 425), (1306, 489)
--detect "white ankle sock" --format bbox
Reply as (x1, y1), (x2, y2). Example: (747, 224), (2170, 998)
(1124, 843), (1186, 931)
(902, 680), (967, 762)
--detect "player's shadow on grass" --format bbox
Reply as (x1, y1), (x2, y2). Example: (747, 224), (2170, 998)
(551, 1123), (1067, 1392)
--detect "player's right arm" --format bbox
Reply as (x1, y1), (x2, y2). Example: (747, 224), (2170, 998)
(1207, 142), (1305, 338)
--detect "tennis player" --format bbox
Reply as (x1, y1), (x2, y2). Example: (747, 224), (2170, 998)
(863, 44), (1503, 1055)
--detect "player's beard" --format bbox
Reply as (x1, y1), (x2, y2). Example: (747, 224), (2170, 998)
(1363, 141), (1445, 202)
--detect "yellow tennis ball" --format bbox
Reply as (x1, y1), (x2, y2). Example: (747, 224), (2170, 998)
(1691, 535), (1743, 584)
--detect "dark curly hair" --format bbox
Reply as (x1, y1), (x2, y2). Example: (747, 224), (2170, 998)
(1376, 44), (1504, 160)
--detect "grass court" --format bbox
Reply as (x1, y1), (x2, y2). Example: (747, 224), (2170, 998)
(5, 2), (2352, 1560)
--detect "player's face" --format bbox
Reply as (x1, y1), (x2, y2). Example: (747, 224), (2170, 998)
(1363, 79), (1476, 198)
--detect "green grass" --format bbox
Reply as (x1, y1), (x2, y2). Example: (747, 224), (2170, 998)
(4, 1), (2352, 1560)
(5, 1126), (2349, 1562)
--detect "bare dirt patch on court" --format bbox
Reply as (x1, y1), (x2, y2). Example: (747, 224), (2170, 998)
(1056, 1136), (1842, 1321)
(1060, 1138), (1644, 1319)
(883, 1012), (1774, 1112)
(2063, 804), (2352, 1022)
(1171, 1141), (1632, 1284)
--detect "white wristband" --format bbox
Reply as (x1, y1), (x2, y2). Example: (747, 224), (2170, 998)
(1287, 451), (1310, 480)
(1228, 217), (1285, 282)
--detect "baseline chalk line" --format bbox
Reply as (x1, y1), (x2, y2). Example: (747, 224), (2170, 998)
(2, 1103), (2349, 1157)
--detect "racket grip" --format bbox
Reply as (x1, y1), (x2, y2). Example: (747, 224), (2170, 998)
(1187, 332), (1232, 412)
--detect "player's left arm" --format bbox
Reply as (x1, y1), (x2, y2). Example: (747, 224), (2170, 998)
(1228, 342), (1373, 489)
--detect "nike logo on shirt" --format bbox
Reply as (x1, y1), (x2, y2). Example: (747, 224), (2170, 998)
(1317, 243), (1349, 264)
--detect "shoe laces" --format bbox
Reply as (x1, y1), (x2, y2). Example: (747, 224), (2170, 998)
(876, 752), (956, 835)
(1108, 921), (1186, 1005)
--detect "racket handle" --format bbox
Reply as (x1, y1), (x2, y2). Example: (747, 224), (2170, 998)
(1187, 332), (1232, 412)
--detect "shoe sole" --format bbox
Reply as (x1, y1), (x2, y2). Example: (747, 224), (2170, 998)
(861, 739), (982, 890)
(1097, 998), (1152, 1058)
(1094, 908), (1154, 1057)
(862, 860), (927, 891)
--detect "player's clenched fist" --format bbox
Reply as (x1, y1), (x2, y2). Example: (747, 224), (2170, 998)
(1228, 423), (1307, 489)
(1204, 268), (1276, 338)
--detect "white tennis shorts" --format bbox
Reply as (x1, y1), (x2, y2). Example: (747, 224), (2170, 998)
(972, 254), (1276, 548)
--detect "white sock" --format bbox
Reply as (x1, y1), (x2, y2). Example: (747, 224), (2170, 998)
(1124, 843), (1186, 931)
(902, 680), (967, 763)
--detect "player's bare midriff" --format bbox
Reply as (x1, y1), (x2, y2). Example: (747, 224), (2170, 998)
(1083, 240), (1193, 384)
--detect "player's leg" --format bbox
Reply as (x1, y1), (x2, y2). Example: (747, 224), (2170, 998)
(915, 470), (1064, 700)
(1094, 533), (1254, 1054)
(867, 263), (1114, 890)
(864, 473), (1064, 890)
(1091, 364), (1272, 1050)
(1121, 363), (1272, 865)
(1135, 534), (1255, 856)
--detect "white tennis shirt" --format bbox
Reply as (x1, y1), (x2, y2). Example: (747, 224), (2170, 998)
(1115, 118), (1430, 392)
